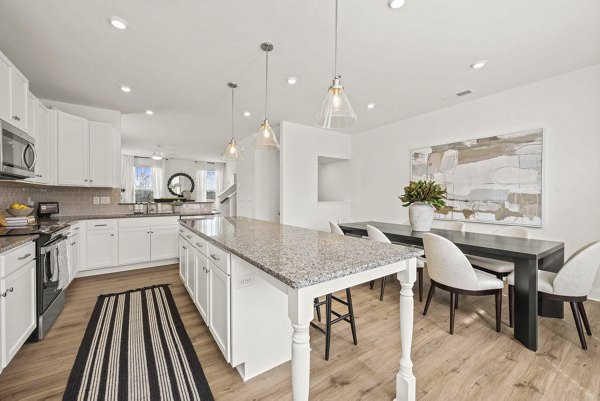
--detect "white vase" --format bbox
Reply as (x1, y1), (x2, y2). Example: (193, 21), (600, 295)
(409, 203), (435, 231)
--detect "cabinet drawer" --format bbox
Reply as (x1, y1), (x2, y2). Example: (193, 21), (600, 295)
(119, 216), (179, 228)
(87, 219), (118, 231)
(191, 235), (208, 257)
(0, 242), (36, 279)
(208, 243), (230, 275)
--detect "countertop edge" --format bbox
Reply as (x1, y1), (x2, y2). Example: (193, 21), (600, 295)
(0, 235), (38, 254)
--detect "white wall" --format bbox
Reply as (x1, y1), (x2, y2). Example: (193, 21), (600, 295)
(280, 121), (352, 231)
(350, 65), (600, 297)
(318, 158), (352, 202)
(235, 131), (280, 222)
(41, 99), (122, 188)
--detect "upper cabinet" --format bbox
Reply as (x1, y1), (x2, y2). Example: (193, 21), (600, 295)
(0, 50), (29, 133)
(26, 97), (50, 184)
(56, 111), (114, 187)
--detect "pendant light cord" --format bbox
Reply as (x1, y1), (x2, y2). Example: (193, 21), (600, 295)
(231, 86), (235, 141)
(334, 0), (339, 78)
(264, 50), (269, 120)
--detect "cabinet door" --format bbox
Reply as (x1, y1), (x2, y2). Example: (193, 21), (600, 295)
(0, 260), (36, 368)
(209, 264), (230, 362)
(179, 237), (188, 283)
(186, 247), (197, 298)
(0, 52), (10, 121)
(118, 227), (151, 265)
(9, 67), (28, 131)
(150, 225), (179, 261)
(67, 234), (80, 285)
(26, 92), (35, 135)
(195, 251), (209, 325)
(88, 121), (112, 187)
(86, 229), (118, 269)
(33, 101), (50, 183)
(57, 111), (89, 186)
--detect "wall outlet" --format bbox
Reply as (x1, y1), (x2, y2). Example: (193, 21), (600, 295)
(100, 196), (110, 204)
(237, 273), (255, 289)
(93, 197), (100, 205)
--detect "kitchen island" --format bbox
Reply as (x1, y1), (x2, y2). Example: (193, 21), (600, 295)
(179, 216), (422, 401)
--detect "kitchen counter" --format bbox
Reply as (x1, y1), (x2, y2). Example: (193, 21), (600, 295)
(0, 235), (38, 253)
(180, 216), (422, 289)
(54, 211), (219, 223)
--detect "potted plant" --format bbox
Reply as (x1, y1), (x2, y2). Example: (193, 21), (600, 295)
(172, 199), (184, 214)
(400, 180), (447, 231)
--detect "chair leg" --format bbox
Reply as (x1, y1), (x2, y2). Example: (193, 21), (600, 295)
(346, 288), (358, 345)
(369, 280), (374, 290)
(455, 294), (458, 309)
(508, 285), (514, 328)
(418, 268), (424, 302)
(423, 283), (435, 315)
(450, 292), (456, 335)
(569, 302), (588, 350)
(379, 276), (387, 301)
(314, 297), (321, 322)
(325, 294), (333, 360)
(578, 302), (592, 335)
(495, 290), (502, 332)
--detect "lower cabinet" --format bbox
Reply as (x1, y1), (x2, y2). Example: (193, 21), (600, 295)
(68, 232), (81, 284)
(195, 250), (210, 325)
(86, 228), (118, 269)
(0, 258), (36, 372)
(179, 238), (189, 282)
(119, 227), (151, 265)
(209, 262), (231, 362)
(150, 225), (179, 261)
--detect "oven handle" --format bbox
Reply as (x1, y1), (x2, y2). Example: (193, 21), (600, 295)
(23, 143), (37, 170)
(41, 234), (68, 252)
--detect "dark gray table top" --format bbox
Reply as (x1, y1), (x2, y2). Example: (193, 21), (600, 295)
(340, 221), (564, 260)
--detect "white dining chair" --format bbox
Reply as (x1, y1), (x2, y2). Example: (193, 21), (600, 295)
(508, 241), (600, 349)
(437, 221), (467, 232)
(311, 221), (358, 360)
(467, 226), (530, 279)
(422, 233), (504, 334)
(366, 225), (394, 301)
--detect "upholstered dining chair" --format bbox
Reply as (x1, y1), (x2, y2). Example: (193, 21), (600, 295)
(422, 233), (504, 334)
(311, 222), (358, 360)
(467, 226), (530, 279)
(508, 241), (600, 349)
(437, 221), (467, 232)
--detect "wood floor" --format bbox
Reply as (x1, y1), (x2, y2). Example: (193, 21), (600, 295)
(0, 264), (598, 400)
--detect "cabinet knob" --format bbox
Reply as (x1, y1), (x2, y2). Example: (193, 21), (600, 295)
(71, 242), (76, 246)
(186, 235), (192, 239)
(84, 179), (88, 182)
(1, 287), (15, 296)
(110, 234), (115, 237)
(210, 254), (220, 261)
(196, 243), (203, 247)
(90, 179), (93, 183)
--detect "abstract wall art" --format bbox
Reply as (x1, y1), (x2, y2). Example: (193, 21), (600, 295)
(410, 128), (543, 226)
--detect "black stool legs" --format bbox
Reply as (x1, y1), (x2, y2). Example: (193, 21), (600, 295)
(312, 288), (358, 360)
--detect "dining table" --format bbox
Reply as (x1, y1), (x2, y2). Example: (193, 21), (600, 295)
(339, 221), (565, 352)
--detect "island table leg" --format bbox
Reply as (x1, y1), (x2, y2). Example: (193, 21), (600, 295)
(395, 262), (417, 401)
(288, 289), (314, 401)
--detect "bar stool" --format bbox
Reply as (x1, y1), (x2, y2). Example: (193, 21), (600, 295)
(311, 222), (358, 360)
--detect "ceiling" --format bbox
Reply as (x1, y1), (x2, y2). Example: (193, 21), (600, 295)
(1, 0), (599, 161)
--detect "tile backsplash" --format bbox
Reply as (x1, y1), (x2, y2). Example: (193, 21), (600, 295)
(0, 181), (132, 216)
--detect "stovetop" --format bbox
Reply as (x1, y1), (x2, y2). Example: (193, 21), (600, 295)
(0, 219), (70, 237)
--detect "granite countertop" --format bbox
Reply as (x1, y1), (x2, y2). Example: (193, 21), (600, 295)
(180, 216), (422, 289)
(0, 236), (38, 254)
(55, 211), (219, 223)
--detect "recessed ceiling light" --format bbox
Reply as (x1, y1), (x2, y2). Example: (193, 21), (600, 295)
(120, 85), (131, 93)
(243, 111), (251, 117)
(470, 60), (487, 69)
(366, 103), (375, 109)
(388, 0), (406, 9)
(145, 110), (154, 115)
(109, 17), (128, 30)
(287, 77), (297, 85)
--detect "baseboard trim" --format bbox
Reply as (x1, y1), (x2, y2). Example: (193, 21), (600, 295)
(588, 288), (600, 302)
(76, 258), (179, 278)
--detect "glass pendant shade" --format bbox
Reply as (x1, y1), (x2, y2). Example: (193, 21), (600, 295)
(315, 76), (357, 129)
(222, 138), (242, 161)
(254, 119), (280, 151)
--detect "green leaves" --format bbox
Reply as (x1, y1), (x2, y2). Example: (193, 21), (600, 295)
(400, 180), (447, 210)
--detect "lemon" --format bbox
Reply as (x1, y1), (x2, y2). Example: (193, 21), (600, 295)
(10, 203), (20, 209)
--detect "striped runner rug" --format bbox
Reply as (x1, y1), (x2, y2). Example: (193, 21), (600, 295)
(64, 284), (214, 401)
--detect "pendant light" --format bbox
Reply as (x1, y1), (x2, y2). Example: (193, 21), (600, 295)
(222, 82), (243, 161)
(254, 42), (280, 151)
(315, 0), (357, 129)
(151, 146), (163, 160)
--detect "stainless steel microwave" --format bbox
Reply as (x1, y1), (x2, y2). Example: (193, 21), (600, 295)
(0, 119), (36, 179)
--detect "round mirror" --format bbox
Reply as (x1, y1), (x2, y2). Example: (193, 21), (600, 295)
(167, 173), (195, 197)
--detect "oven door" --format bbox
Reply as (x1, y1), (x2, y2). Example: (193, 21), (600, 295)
(39, 234), (67, 314)
(1, 120), (36, 179)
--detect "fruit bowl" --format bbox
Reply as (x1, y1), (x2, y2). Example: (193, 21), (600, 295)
(6, 207), (34, 217)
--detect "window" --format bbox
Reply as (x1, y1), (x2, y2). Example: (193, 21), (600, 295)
(206, 170), (217, 200)
(134, 166), (153, 202)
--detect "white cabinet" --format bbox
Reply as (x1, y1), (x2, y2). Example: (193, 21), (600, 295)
(118, 227), (151, 265)
(57, 111), (89, 186)
(151, 225), (179, 261)
(186, 247), (197, 299)
(0, 52), (10, 121)
(9, 68), (28, 132)
(209, 261), (231, 362)
(27, 92), (35, 135)
(179, 237), (189, 282)
(0, 247), (36, 373)
(88, 121), (112, 187)
(194, 248), (210, 325)
(26, 98), (50, 184)
(68, 233), (81, 284)
(86, 221), (118, 270)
